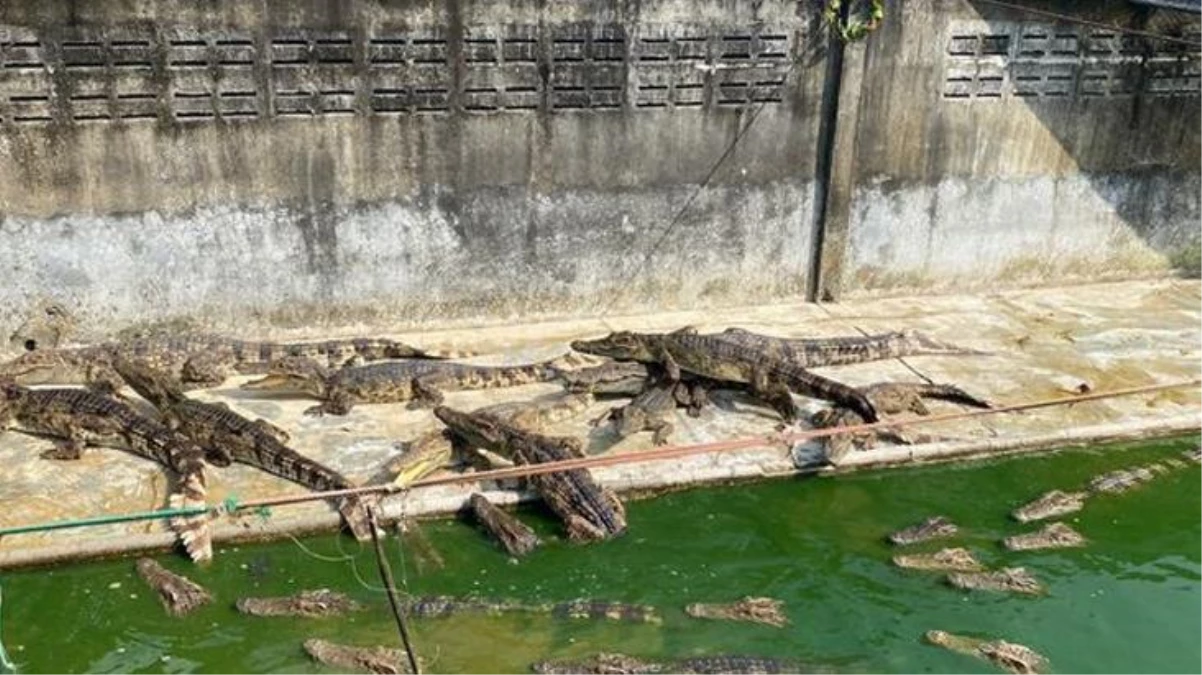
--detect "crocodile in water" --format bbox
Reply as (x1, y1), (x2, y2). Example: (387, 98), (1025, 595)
(888, 516), (959, 546)
(236, 589), (364, 617)
(946, 567), (1045, 596)
(684, 596), (788, 628)
(303, 638), (414, 674)
(433, 405), (626, 541)
(0, 383), (213, 562)
(135, 558), (213, 616)
(893, 547), (984, 573)
(1011, 490), (1089, 523)
(112, 358), (377, 541)
(1002, 522), (1087, 551)
(532, 653), (809, 674)
(924, 630), (1049, 674)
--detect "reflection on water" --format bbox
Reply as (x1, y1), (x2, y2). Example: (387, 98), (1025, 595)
(2, 435), (1199, 674)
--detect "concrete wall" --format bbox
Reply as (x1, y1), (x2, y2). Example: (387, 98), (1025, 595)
(0, 0), (1197, 336)
(818, 0), (1201, 298)
(0, 0), (827, 334)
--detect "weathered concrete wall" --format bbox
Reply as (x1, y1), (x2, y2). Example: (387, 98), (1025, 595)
(0, 0), (827, 334)
(819, 0), (1201, 299)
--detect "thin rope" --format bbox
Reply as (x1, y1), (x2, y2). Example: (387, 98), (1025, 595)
(0, 378), (1195, 539)
(973, 0), (1200, 46)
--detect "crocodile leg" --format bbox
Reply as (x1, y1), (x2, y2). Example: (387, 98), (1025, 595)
(647, 418), (674, 446)
(40, 436), (87, 460)
(253, 418), (291, 444)
(304, 388), (355, 416)
(407, 377), (447, 409)
(180, 354), (229, 389)
(750, 367), (800, 423)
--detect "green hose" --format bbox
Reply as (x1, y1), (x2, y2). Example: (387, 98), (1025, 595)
(0, 504), (211, 537)
(0, 585), (16, 674)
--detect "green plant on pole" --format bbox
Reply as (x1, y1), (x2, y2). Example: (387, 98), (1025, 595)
(823, 0), (885, 42)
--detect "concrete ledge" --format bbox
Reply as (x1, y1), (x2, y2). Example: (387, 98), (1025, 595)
(0, 279), (1198, 569)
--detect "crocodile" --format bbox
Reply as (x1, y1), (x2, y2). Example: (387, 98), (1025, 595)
(684, 596), (788, 628)
(1087, 466), (1156, 494)
(591, 381), (690, 446)
(709, 327), (986, 367)
(888, 516), (959, 546)
(946, 567), (1045, 596)
(1011, 490), (1089, 523)
(111, 358), (377, 541)
(383, 392), (596, 487)
(433, 405), (626, 542)
(401, 595), (659, 623)
(1, 332), (462, 394)
(468, 492), (542, 557)
(0, 383), (213, 562)
(569, 329), (878, 423)
(241, 355), (567, 416)
(303, 638), (414, 675)
(813, 382), (992, 463)
(532, 653), (808, 674)
(1003, 522), (1087, 551)
(923, 631), (1049, 674)
(236, 589), (364, 618)
(135, 558), (213, 616)
(892, 547), (984, 572)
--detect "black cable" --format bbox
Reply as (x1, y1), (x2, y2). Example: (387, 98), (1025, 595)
(973, 0), (1199, 46)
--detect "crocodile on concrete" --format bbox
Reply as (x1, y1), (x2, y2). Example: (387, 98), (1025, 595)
(381, 392), (596, 487)
(591, 381), (693, 446)
(236, 589), (364, 618)
(924, 630), (1049, 674)
(813, 382), (993, 464)
(112, 358), (377, 542)
(240, 354), (569, 416)
(433, 405), (627, 542)
(0, 383), (213, 562)
(569, 328), (879, 423)
(708, 327), (987, 367)
(0, 332), (461, 394)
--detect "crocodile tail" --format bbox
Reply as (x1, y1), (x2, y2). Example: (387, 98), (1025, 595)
(382, 340), (478, 360)
(901, 330), (992, 356)
(915, 383), (993, 409)
(337, 493), (379, 542)
(167, 471), (212, 564)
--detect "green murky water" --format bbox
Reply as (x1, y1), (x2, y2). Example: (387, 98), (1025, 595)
(1, 436), (1199, 674)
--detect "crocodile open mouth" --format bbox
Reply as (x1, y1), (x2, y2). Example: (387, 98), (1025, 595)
(240, 374), (301, 391)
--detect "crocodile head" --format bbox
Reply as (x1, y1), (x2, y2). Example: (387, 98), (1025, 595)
(432, 406), (509, 451)
(0, 349), (78, 385)
(8, 301), (77, 352)
(569, 331), (658, 362)
(240, 356), (329, 396)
